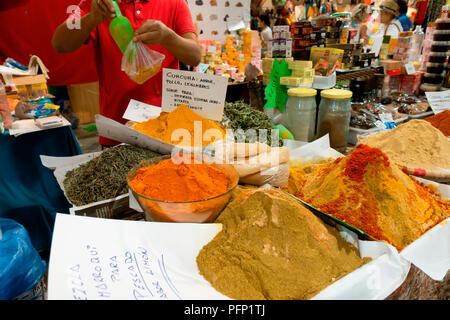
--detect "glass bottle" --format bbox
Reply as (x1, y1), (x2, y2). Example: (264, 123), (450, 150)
(282, 88), (317, 142)
(316, 89), (353, 153)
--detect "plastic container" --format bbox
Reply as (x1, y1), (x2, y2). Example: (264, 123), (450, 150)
(436, 18), (450, 30)
(282, 88), (317, 142)
(432, 29), (450, 41)
(430, 41), (449, 52)
(348, 113), (408, 145)
(420, 83), (441, 92)
(428, 51), (448, 63)
(426, 62), (446, 74)
(423, 72), (444, 84)
(316, 89), (353, 153)
(127, 156), (239, 223)
(313, 72), (336, 89)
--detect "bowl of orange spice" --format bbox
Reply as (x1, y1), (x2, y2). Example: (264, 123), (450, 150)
(127, 153), (239, 223)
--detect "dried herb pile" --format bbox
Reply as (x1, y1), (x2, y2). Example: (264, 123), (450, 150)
(223, 101), (283, 147)
(63, 144), (161, 206)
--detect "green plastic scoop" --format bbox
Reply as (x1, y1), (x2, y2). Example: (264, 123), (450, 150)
(109, 0), (134, 54)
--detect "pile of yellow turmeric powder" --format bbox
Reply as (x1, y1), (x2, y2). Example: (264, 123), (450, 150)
(197, 187), (370, 300)
(288, 144), (450, 251)
(132, 104), (226, 147)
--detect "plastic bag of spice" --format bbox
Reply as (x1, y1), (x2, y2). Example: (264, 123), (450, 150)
(122, 41), (165, 84)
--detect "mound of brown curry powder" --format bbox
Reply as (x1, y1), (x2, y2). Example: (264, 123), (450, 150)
(196, 188), (370, 300)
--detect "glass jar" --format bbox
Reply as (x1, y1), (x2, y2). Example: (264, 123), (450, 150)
(282, 88), (317, 142)
(316, 89), (353, 153)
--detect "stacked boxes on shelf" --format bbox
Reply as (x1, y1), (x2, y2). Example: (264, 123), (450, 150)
(267, 25), (292, 58)
(291, 21), (313, 60)
(280, 60), (314, 87)
(291, 21), (327, 60)
(262, 57), (294, 85)
(393, 32), (413, 62)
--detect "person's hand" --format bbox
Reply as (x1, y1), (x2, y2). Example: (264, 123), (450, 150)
(133, 20), (173, 46)
(90, 0), (121, 24)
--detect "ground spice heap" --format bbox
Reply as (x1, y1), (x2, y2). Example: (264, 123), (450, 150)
(425, 110), (450, 136)
(359, 119), (450, 170)
(129, 156), (230, 202)
(63, 144), (160, 206)
(132, 104), (226, 147)
(197, 188), (370, 300)
(288, 144), (450, 251)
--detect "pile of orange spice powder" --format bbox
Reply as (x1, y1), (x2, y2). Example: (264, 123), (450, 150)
(425, 110), (450, 136)
(287, 144), (450, 250)
(129, 155), (230, 202)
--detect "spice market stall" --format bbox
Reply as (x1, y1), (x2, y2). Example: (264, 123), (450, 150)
(4, 0), (450, 304)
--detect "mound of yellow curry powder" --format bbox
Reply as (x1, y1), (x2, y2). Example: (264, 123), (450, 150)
(196, 188), (370, 300)
(288, 144), (450, 251)
(132, 104), (226, 147)
(359, 120), (450, 170)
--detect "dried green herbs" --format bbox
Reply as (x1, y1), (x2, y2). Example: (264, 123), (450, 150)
(223, 101), (283, 147)
(63, 144), (161, 206)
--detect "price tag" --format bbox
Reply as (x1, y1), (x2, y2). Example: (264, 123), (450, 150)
(425, 90), (450, 114)
(379, 113), (397, 129)
(404, 63), (416, 75)
(374, 120), (386, 130)
(379, 113), (393, 123)
(162, 68), (228, 121)
(122, 99), (161, 123)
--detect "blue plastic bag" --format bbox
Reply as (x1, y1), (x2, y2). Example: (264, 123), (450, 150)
(0, 218), (47, 300)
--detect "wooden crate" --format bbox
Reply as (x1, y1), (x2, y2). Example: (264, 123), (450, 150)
(67, 82), (100, 124)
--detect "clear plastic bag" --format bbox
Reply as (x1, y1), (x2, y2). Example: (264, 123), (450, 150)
(121, 41), (165, 84)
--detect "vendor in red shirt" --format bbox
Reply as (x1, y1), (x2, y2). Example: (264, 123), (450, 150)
(52, 0), (201, 147)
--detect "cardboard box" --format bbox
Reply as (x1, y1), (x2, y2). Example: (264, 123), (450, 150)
(379, 59), (403, 72)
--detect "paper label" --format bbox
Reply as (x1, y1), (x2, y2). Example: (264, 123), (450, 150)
(378, 113), (396, 129)
(374, 120), (386, 130)
(425, 90), (450, 114)
(161, 68), (228, 121)
(122, 99), (161, 123)
(47, 214), (227, 300)
(404, 63), (416, 75)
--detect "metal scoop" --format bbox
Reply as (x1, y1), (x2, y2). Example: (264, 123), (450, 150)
(109, 0), (134, 54)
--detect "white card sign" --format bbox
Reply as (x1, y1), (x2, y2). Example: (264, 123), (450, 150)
(47, 214), (227, 300)
(161, 68), (228, 121)
(404, 63), (416, 75)
(122, 99), (161, 123)
(425, 90), (450, 114)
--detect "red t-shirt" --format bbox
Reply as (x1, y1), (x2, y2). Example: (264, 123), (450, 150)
(78, 0), (196, 145)
(0, 0), (98, 86)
